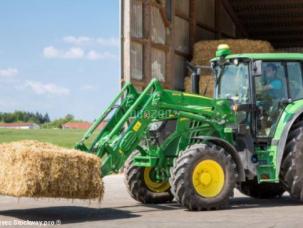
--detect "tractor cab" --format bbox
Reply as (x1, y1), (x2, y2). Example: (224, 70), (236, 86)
(211, 45), (303, 141)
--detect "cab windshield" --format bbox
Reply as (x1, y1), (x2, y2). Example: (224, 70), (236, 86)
(214, 62), (250, 104)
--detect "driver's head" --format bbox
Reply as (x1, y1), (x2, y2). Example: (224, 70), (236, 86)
(265, 64), (277, 79)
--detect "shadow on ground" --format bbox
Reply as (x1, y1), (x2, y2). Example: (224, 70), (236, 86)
(0, 196), (301, 224)
(0, 207), (140, 224)
(230, 195), (302, 210)
(117, 195), (302, 212)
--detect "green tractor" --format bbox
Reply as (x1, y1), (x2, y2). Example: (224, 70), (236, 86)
(76, 44), (303, 211)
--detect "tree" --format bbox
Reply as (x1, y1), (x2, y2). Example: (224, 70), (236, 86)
(43, 113), (50, 123)
(0, 111), (52, 124)
(65, 114), (74, 122)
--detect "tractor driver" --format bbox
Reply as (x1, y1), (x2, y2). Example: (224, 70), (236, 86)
(258, 63), (284, 136)
(262, 63), (283, 100)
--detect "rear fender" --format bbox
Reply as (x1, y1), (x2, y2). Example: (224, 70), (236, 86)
(272, 101), (303, 177)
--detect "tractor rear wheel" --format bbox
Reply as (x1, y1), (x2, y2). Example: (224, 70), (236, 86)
(239, 179), (285, 199)
(124, 151), (173, 204)
(281, 122), (303, 200)
(170, 144), (237, 211)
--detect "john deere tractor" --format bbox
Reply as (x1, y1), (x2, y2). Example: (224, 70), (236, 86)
(76, 45), (303, 211)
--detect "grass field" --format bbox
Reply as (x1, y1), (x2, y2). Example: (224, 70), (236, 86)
(0, 128), (90, 148)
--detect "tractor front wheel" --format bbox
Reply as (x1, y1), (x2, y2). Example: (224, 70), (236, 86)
(170, 144), (237, 211)
(124, 151), (173, 204)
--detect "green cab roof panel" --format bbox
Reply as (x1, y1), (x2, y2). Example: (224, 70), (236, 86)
(211, 53), (303, 62)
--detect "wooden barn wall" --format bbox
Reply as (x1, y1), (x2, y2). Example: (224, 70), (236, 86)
(121, 0), (242, 90)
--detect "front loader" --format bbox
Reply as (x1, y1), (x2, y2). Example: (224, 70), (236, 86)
(76, 44), (303, 210)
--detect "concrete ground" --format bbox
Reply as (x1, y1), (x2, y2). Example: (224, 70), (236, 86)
(0, 175), (303, 228)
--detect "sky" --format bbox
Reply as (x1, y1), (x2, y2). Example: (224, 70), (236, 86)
(0, 0), (120, 121)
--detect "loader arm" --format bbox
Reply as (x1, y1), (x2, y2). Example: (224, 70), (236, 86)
(76, 79), (235, 177)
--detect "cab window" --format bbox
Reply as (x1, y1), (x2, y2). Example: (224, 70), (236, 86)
(287, 62), (303, 100)
(215, 62), (250, 104)
(255, 62), (287, 137)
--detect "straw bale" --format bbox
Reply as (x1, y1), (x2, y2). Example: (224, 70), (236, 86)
(184, 75), (214, 97)
(0, 140), (104, 200)
(192, 39), (274, 66)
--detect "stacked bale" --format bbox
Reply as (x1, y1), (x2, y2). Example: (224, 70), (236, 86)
(0, 140), (104, 201)
(185, 39), (274, 97)
(191, 39), (274, 66)
(184, 74), (214, 96)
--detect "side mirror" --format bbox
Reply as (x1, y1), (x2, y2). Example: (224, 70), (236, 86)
(252, 60), (262, 76)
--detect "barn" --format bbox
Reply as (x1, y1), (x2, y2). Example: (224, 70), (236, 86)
(121, 0), (303, 90)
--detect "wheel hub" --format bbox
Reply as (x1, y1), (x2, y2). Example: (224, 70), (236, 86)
(200, 172), (212, 186)
(143, 168), (170, 193)
(192, 160), (225, 198)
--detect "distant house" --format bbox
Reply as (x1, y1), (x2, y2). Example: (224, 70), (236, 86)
(0, 122), (40, 129)
(62, 121), (107, 130)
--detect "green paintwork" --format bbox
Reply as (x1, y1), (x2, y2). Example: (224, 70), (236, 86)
(76, 46), (303, 186)
(216, 48), (231, 57)
(210, 50), (303, 183)
(260, 100), (303, 183)
(76, 79), (236, 178)
(212, 53), (303, 62)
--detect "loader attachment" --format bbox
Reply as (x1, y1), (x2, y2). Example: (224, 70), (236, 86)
(76, 78), (234, 178)
(75, 79), (168, 176)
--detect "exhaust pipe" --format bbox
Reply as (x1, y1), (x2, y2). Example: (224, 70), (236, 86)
(187, 62), (201, 94)
(191, 68), (201, 94)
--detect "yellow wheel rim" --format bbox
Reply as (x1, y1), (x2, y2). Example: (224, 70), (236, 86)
(143, 168), (170, 193)
(192, 160), (225, 198)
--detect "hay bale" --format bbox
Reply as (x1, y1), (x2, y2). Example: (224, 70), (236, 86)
(184, 75), (214, 97)
(185, 39), (274, 97)
(0, 140), (104, 200)
(192, 39), (274, 66)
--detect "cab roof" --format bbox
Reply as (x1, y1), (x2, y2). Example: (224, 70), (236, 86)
(211, 53), (303, 62)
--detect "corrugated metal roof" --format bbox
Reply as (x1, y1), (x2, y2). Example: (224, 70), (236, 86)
(229, 0), (303, 48)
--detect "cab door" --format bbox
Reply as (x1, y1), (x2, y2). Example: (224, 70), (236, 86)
(254, 62), (288, 137)
(286, 62), (303, 100)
